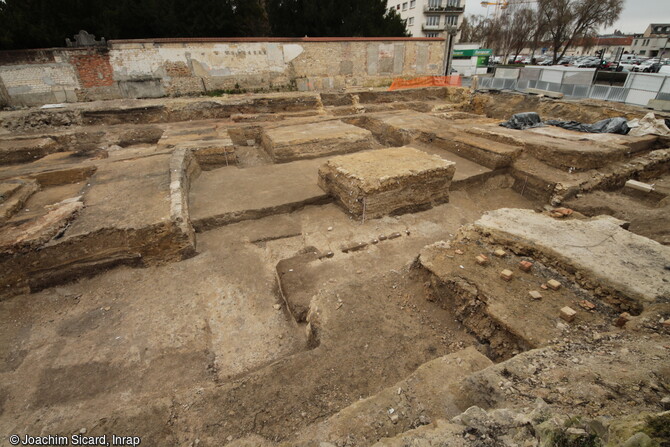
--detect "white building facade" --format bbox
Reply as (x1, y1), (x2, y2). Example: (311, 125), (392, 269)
(630, 24), (670, 58)
(387, 0), (465, 39)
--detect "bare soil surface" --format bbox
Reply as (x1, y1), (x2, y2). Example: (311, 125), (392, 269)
(0, 88), (669, 447)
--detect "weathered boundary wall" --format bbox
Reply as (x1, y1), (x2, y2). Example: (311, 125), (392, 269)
(0, 37), (445, 107)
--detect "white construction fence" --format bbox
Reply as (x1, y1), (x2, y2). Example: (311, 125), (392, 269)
(478, 66), (670, 107)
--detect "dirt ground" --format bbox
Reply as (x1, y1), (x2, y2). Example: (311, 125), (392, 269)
(0, 87), (669, 447)
(1, 187), (534, 444)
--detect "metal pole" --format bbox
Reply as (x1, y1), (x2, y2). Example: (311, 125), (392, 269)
(442, 27), (457, 76)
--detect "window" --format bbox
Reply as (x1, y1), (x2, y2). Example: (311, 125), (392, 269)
(402, 2), (408, 10)
(410, 0), (416, 8)
(447, 0), (460, 6)
(426, 15), (440, 26)
(397, 5), (400, 10)
(428, 0), (441, 7)
(445, 15), (458, 26)
(425, 32), (440, 38)
(639, 50), (646, 55)
(408, 17), (414, 26)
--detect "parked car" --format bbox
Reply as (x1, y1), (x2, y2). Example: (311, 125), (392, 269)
(619, 62), (637, 71)
(644, 62), (670, 73)
(633, 59), (658, 72)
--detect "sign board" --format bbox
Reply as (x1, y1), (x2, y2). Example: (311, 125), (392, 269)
(452, 49), (493, 57)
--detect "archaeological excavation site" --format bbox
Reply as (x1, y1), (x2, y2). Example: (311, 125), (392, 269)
(1, 70), (670, 445)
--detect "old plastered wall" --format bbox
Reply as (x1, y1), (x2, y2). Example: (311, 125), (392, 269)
(0, 38), (445, 106)
(0, 62), (79, 106)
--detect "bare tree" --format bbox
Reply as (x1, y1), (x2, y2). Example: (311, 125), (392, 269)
(508, 7), (538, 61)
(537, 0), (624, 63)
(458, 14), (488, 43)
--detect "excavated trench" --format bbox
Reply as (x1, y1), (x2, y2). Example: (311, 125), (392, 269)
(0, 87), (669, 446)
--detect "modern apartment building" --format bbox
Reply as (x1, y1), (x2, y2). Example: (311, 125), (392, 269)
(630, 24), (670, 58)
(387, 0), (465, 39)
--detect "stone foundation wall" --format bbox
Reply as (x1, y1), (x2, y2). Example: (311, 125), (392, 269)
(0, 37), (445, 107)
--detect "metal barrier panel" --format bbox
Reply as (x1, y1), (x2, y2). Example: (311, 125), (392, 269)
(562, 70), (596, 86)
(516, 79), (530, 91)
(626, 89), (659, 106)
(606, 87), (628, 103)
(657, 92), (670, 101)
(536, 80), (549, 90)
(495, 68), (521, 79)
(559, 84), (574, 95)
(573, 85), (590, 98)
(589, 85), (610, 100)
(492, 78), (506, 89)
(519, 67), (541, 81)
(547, 82), (562, 93)
(539, 69), (564, 84)
(478, 77), (493, 88)
(502, 78), (517, 89)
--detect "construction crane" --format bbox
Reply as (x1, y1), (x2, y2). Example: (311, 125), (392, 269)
(480, 1), (509, 18)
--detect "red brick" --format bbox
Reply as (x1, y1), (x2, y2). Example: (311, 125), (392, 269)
(519, 261), (533, 272)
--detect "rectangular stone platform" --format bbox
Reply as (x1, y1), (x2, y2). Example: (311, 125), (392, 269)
(353, 111), (522, 169)
(261, 121), (376, 163)
(318, 146), (456, 218)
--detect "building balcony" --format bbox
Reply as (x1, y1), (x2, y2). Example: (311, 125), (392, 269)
(422, 23), (446, 31)
(423, 4), (465, 13)
(422, 22), (459, 32)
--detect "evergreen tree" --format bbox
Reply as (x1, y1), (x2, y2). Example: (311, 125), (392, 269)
(0, 0), (408, 50)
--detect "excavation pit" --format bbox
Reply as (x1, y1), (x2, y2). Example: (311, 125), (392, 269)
(0, 87), (669, 446)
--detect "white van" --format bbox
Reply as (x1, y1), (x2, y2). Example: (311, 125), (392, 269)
(620, 54), (642, 62)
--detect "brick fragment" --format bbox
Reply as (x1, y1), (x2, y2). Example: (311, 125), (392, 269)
(493, 249), (506, 257)
(560, 306), (577, 322)
(500, 269), (514, 281)
(579, 300), (596, 310)
(519, 261), (533, 272)
(475, 254), (489, 265)
(455, 249), (464, 255)
(540, 284), (548, 290)
(547, 279), (561, 290)
(550, 208), (574, 218)
(529, 290), (542, 300)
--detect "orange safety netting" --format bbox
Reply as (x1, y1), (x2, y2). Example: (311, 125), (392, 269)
(388, 75), (462, 91)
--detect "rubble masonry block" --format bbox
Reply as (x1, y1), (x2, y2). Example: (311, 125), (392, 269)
(261, 121), (375, 163)
(318, 146), (456, 218)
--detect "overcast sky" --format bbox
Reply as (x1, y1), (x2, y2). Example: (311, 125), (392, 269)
(464, 0), (670, 35)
